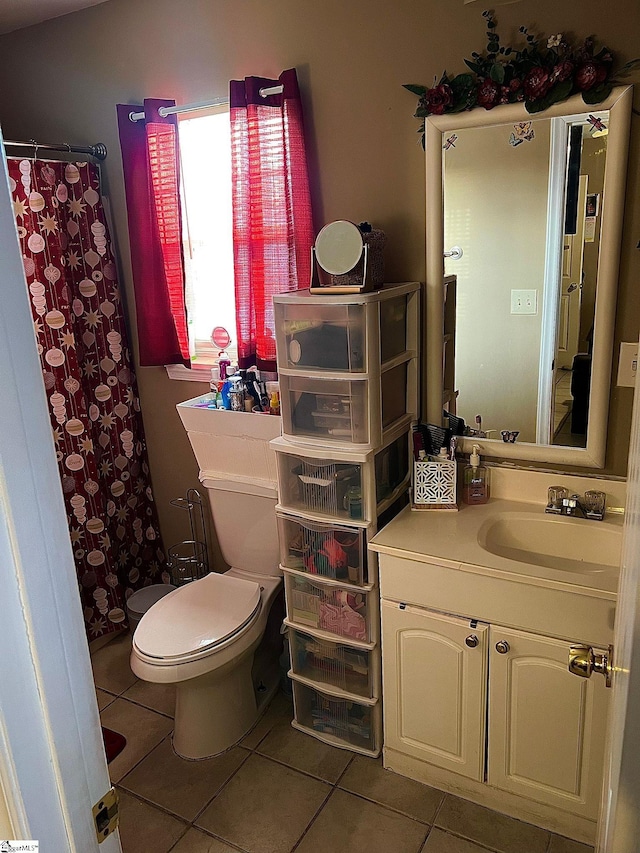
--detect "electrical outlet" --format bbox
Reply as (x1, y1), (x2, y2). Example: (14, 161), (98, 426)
(511, 289), (537, 315)
(617, 342), (638, 387)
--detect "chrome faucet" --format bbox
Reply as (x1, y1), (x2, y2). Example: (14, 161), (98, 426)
(545, 487), (606, 521)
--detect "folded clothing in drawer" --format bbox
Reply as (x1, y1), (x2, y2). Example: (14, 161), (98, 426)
(285, 572), (371, 642)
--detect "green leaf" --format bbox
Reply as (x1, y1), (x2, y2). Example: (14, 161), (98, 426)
(547, 79), (573, 105)
(403, 84), (427, 96)
(525, 98), (548, 114)
(490, 63), (505, 84)
(464, 59), (483, 75)
(582, 82), (614, 105)
(415, 106), (429, 118)
(614, 58), (640, 79)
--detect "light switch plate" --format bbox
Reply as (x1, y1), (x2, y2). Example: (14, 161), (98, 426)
(511, 289), (537, 314)
(617, 342), (638, 388)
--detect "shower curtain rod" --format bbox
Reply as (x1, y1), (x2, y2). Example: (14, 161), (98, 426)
(3, 139), (107, 160)
(128, 85), (284, 122)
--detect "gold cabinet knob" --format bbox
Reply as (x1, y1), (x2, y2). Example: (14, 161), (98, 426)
(465, 634), (479, 648)
(495, 641), (510, 654)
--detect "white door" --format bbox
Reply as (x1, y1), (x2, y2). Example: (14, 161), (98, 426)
(381, 601), (488, 781)
(0, 131), (121, 851)
(488, 626), (609, 818)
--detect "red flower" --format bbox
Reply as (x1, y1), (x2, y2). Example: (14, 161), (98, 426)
(509, 78), (522, 93)
(549, 60), (574, 85)
(575, 61), (607, 91)
(476, 78), (500, 110)
(523, 66), (551, 100)
(422, 84), (454, 115)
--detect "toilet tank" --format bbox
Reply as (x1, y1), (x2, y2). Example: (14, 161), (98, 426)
(202, 476), (281, 576)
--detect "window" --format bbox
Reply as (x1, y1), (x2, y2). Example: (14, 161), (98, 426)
(178, 106), (236, 365)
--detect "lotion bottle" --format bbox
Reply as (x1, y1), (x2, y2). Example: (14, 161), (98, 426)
(462, 444), (489, 505)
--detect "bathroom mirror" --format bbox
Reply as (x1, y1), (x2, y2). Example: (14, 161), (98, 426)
(425, 86), (632, 468)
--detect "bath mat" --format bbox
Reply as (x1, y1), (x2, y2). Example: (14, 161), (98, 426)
(102, 727), (127, 763)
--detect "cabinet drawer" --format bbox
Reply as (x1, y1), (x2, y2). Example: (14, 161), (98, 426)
(292, 679), (380, 755)
(277, 513), (369, 585)
(289, 628), (377, 699)
(275, 301), (367, 373)
(284, 570), (374, 643)
(275, 447), (366, 521)
(280, 374), (371, 445)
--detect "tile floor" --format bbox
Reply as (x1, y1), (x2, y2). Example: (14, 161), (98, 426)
(93, 632), (594, 853)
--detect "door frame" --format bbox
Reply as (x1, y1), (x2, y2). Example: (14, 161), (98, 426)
(0, 130), (121, 851)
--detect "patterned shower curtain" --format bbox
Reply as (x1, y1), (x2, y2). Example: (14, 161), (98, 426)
(8, 156), (168, 642)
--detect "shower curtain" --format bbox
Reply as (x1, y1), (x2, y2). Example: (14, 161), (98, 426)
(8, 156), (167, 641)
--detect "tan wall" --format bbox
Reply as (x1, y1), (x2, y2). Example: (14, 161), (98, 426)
(445, 121), (551, 443)
(0, 0), (638, 555)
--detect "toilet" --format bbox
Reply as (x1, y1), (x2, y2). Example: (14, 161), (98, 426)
(130, 477), (283, 759)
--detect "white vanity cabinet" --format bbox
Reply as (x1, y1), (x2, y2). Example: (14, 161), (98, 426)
(381, 602), (488, 782)
(487, 625), (608, 819)
(380, 588), (610, 843)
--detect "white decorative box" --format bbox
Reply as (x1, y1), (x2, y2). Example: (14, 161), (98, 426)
(412, 459), (458, 510)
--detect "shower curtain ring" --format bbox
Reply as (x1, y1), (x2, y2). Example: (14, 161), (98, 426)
(29, 139), (38, 158)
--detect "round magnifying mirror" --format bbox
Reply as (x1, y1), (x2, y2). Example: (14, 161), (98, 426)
(211, 326), (231, 349)
(315, 220), (363, 275)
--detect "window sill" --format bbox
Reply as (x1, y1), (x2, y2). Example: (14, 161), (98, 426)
(165, 364), (212, 382)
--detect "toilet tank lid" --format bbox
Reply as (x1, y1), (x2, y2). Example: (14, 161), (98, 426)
(200, 473), (277, 499)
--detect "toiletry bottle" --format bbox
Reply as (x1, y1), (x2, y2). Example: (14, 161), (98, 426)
(218, 350), (230, 381)
(462, 444), (489, 505)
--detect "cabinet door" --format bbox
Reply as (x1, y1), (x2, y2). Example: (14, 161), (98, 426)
(381, 601), (488, 781)
(488, 626), (609, 817)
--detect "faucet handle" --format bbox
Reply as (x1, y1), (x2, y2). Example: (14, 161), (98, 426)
(584, 490), (606, 520)
(547, 485), (569, 508)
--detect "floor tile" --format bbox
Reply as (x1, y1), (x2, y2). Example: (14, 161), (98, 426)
(96, 688), (116, 711)
(92, 632), (137, 694)
(117, 789), (187, 853)
(422, 827), (496, 852)
(121, 737), (249, 821)
(241, 690), (293, 749)
(122, 679), (176, 717)
(548, 836), (594, 853)
(169, 828), (241, 852)
(101, 698), (174, 783)
(340, 756), (444, 823)
(435, 795), (549, 853)
(296, 788), (428, 853)
(256, 718), (352, 782)
(196, 752), (329, 853)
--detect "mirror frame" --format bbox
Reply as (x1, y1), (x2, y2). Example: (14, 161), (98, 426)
(425, 85), (632, 468)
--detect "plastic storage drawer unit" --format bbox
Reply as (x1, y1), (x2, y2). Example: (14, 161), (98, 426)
(291, 679), (380, 755)
(277, 513), (369, 585)
(284, 571), (374, 643)
(289, 628), (376, 699)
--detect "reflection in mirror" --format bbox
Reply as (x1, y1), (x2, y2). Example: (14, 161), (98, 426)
(444, 111), (608, 448)
(425, 87), (632, 468)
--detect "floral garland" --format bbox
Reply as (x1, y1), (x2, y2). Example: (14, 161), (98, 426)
(405, 11), (638, 145)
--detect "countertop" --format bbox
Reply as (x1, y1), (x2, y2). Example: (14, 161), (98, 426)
(369, 499), (623, 600)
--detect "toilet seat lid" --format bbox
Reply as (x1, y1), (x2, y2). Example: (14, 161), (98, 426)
(133, 572), (261, 660)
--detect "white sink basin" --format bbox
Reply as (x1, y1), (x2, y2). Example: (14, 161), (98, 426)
(477, 512), (622, 574)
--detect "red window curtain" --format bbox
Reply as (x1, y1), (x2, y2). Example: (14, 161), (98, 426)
(116, 99), (190, 367)
(230, 68), (314, 372)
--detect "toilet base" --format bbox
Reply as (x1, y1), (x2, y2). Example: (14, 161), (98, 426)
(172, 652), (257, 759)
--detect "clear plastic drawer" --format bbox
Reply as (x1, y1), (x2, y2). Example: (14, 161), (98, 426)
(277, 513), (368, 585)
(274, 302), (366, 372)
(375, 432), (410, 505)
(292, 680), (380, 755)
(381, 361), (409, 429)
(275, 449), (365, 521)
(284, 571), (373, 643)
(380, 294), (408, 363)
(289, 628), (375, 699)
(280, 374), (370, 445)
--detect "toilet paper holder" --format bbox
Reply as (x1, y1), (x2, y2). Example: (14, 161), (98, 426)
(168, 489), (210, 585)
